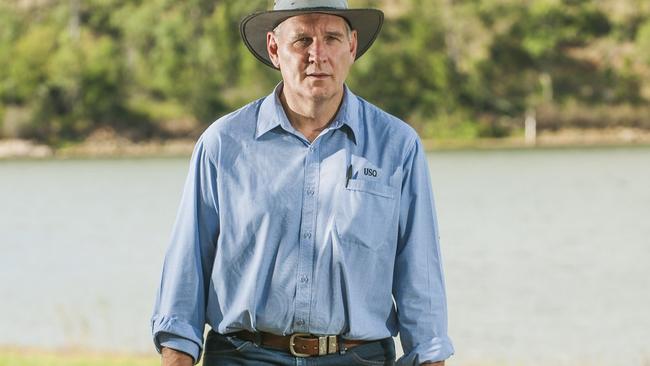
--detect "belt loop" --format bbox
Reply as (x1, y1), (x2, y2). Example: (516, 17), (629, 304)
(337, 335), (346, 355)
(254, 332), (262, 346)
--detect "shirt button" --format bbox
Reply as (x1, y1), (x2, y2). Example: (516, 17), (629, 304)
(300, 275), (309, 283)
(296, 319), (305, 326)
(303, 232), (312, 239)
(309, 146), (315, 152)
(307, 189), (315, 196)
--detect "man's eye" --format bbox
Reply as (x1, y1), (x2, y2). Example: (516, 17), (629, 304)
(295, 38), (311, 46)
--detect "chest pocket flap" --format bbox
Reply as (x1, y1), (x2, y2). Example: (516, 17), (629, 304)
(334, 179), (397, 249)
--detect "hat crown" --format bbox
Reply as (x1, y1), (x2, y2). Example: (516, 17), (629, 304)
(273, 0), (348, 11)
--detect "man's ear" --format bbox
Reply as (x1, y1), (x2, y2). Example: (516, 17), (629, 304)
(267, 32), (281, 68)
(349, 30), (358, 60)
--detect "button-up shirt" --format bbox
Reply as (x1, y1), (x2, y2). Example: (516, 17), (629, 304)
(151, 83), (454, 364)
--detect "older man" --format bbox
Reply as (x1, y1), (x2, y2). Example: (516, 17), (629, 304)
(151, 1), (454, 365)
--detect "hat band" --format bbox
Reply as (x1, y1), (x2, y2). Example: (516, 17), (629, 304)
(273, 0), (348, 11)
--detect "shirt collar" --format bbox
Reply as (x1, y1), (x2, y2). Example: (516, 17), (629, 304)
(255, 82), (359, 144)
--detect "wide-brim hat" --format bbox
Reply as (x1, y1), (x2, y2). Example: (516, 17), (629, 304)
(240, 0), (384, 69)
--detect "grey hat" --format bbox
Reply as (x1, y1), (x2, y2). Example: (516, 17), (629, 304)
(240, 0), (384, 69)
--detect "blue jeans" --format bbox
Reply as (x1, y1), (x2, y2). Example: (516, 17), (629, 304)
(202, 330), (396, 365)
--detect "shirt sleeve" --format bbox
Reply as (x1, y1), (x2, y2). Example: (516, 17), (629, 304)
(151, 135), (219, 365)
(394, 137), (454, 365)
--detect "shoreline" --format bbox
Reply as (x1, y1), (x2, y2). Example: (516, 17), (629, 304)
(2, 127), (650, 160)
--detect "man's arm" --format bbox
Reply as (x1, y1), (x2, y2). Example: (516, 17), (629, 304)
(393, 137), (454, 365)
(151, 136), (220, 364)
(161, 347), (193, 366)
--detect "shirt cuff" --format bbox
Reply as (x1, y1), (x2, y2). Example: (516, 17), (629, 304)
(396, 337), (454, 365)
(158, 333), (200, 364)
(151, 315), (204, 364)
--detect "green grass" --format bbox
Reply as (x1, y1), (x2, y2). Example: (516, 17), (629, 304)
(0, 349), (159, 366)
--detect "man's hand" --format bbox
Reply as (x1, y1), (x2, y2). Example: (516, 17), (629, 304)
(421, 362), (445, 366)
(161, 347), (193, 366)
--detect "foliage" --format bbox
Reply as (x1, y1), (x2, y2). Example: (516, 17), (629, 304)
(636, 19), (650, 64)
(0, 0), (649, 144)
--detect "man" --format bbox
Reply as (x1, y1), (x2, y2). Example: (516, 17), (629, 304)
(151, 1), (454, 365)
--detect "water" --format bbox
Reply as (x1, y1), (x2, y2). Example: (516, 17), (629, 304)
(1, 147), (649, 365)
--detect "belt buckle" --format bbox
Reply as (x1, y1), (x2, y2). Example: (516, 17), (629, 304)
(289, 333), (338, 357)
(289, 333), (312, 357)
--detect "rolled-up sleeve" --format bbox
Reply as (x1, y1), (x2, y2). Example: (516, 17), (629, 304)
(151, 135), (219, 364)
(394, 137), (454, 365)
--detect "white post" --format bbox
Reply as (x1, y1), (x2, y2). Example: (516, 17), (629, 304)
(525, 109), (537, 146)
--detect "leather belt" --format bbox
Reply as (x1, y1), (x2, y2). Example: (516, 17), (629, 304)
(232, 330), (370, 357)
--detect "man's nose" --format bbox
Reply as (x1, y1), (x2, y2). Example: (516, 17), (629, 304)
(308, 39), (327, 64)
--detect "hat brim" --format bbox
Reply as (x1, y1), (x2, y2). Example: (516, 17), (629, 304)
(240, 8), (384, 69)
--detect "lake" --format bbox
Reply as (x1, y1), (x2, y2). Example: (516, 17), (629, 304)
(1, 147), (648, 365)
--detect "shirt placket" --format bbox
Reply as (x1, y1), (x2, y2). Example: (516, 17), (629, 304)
(293, 142), (320, 333)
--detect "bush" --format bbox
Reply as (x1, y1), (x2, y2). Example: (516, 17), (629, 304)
(537, 103), (650, 131)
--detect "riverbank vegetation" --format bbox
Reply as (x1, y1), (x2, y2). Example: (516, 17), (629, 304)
(1, 0), (650, 148)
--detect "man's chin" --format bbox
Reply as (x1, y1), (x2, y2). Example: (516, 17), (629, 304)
(305, 84), (342, 100)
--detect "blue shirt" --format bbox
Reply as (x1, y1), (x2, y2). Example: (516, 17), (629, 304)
(151, 84), (454, 364)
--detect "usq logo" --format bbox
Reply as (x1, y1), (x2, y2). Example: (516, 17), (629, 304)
(363, 168), (378, 177)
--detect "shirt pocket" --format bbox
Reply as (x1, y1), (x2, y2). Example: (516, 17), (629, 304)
(334, 179), (397, 250)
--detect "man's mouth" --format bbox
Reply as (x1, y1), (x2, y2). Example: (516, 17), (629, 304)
(306, 73), (331, 78)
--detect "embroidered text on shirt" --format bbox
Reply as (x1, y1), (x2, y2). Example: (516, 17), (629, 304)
(363, 168), (378, 177)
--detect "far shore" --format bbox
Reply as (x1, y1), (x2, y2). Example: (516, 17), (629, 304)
(2, 127), (650, 160)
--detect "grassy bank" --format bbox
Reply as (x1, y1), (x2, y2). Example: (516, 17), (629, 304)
(2, 127), (650, 160)
(0, 349), (158, 366)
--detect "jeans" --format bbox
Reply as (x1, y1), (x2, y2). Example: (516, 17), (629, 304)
(202, 330), (396, 365)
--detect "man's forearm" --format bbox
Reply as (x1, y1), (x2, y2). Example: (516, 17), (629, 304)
(161, 347), (193, 366)
(422, 362), (445, 366)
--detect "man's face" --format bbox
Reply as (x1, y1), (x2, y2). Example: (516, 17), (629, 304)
(267, 13), (358, 103)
